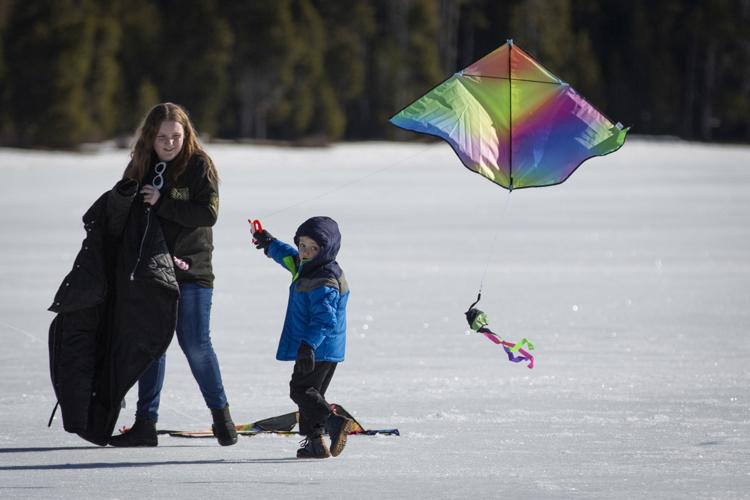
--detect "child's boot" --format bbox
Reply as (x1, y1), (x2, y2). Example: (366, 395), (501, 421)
(108, 417), (158, 447)
(327, 414), (355, 457)
(296, 435), (331, 459)
(211, 404), (238, 446)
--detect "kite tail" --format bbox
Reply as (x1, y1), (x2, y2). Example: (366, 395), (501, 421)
(500, 341), (535, 369)
(509, 337), (534, 353)
(478, 327), (535, 369)
(502, 345), (528, 363)
(479, 327), (501, 344)
(509, 346), (534, 369)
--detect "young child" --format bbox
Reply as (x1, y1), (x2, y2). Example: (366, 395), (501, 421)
(253, 216), (354, 459)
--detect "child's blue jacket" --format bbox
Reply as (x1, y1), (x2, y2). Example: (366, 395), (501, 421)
(266, 217), (348, 362)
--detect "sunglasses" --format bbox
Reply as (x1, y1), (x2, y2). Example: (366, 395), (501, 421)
(152, 161), (166, 190)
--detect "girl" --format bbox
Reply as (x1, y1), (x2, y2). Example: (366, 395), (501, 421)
(109, 103), (237, 447)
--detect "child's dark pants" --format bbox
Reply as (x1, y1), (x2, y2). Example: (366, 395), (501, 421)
(289, 361), (337, 438)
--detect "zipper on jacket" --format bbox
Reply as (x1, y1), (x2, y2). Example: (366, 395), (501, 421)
(131, 207), (152, 280)
(48, 318), (59, 427)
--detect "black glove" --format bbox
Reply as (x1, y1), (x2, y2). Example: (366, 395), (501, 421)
(115, 178), (138, 197)
(107, 178), (139, 236)
(252, 229), (275, 253)
(295, 342), (315, 374)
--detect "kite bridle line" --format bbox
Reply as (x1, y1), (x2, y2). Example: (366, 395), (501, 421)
(476, 187), (513, 300)
(466, 292), (482, 315)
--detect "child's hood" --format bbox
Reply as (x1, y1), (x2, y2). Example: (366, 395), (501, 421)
(294, 216), (341, 275)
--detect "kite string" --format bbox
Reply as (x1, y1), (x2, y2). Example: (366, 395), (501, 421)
(477, 189), (513, 296)
(258, 143), (436, 220)
(1, 320), (43, 343)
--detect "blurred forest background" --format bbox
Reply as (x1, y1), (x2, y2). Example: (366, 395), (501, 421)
(0, 0), (748, 149)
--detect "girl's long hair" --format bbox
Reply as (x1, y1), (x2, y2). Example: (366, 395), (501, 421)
(124, 102), (218, 185)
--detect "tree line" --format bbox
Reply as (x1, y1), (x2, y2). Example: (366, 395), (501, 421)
(0, 0), (747, 149)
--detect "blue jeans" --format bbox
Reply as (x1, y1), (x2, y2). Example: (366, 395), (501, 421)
(135, 283), (228, 421)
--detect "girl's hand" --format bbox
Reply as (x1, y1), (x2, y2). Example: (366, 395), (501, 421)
(173, 256), (190, 270)
(140, 184), (161, 206)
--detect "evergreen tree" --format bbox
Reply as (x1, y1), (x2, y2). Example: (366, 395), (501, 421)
(157, 0), (233, 136)
(437, 0), (461, 74)
(406, 0), (443, 95)
(0, 0), (747, 145)
(698, 0), (750, 141)
(282, 0), (327, 139)
(110, 0), (163, 134)
(85, 3), (122, 141)
(314, 0), (376, 139)
(220, 0), (297, 139)
(0, 0), (11, 143)
(371, 2), (408, 139)
(509, 0), (604, 107)
(573, 2), (636, 134)
(375, 0), (443, 139)
(460, 0), (513, 68)
(310, 78), (346, 140)
(5, 0), (96, 147)
(135, 79), (161, 125)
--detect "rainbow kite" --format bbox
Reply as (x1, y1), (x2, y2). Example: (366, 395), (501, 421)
(390, 40), (628, 190)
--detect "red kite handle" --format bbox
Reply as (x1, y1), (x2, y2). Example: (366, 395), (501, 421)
(248, 218), (263, 235)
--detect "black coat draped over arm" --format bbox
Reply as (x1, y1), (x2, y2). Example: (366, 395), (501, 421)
(48, 183), (179, 446)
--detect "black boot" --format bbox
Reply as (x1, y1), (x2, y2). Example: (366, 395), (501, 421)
(327, 414), (355, 457)
(108, 418), (158, 447)
(296, 435), (330, 459)
(211, 404), (238, 446)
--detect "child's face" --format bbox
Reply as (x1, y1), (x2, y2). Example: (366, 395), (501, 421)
(297, 236), (320, 262)
(153, 120), (185, 162)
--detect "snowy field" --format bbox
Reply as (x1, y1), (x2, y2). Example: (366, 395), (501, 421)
(1, 139), (749, 499)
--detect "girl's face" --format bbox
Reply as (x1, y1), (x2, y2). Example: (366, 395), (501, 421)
(297, 236), (320, 262)
(153, 120), (185, 161)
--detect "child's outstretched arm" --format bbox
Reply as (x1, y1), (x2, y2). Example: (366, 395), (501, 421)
(250, 222), (299, 277)
(265, 239), (300, 276)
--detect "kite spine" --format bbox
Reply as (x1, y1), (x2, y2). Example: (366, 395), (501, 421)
(508, 38), (513, 191)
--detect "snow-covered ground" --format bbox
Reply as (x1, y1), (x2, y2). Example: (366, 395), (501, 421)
(1, 139), (749, 499)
